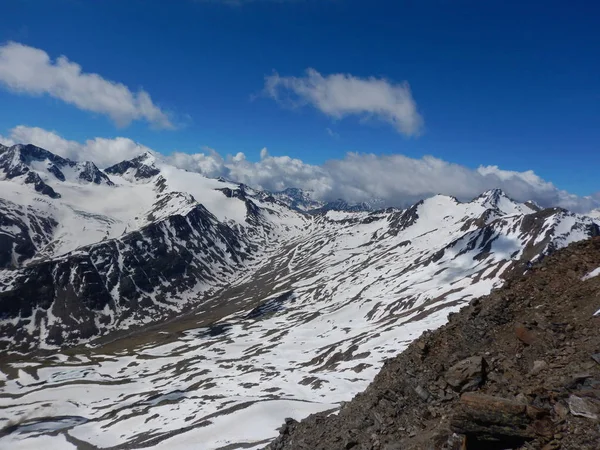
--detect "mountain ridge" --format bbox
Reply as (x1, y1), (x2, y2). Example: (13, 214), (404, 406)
(1, 143), (599, 352)
(1, 143), (600, 449)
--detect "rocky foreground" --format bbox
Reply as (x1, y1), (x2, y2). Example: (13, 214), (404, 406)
(267, 238), (600, 450)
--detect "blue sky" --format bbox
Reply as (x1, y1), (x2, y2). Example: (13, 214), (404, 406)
(1, 0), (599, 208)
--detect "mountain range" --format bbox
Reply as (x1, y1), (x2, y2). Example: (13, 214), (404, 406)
(0, 142), (599, 449)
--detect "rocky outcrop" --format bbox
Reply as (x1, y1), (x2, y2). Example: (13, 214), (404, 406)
(0, 198), (57, 269)
(267, 237), (600, 450)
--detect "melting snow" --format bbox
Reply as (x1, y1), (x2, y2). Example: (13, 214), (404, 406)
(1, 152), (599, 450)
(582, 267), (600, 281)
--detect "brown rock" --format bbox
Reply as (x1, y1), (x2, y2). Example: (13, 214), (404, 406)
(515, 393), (528, 404)
(553, 402), (569, 419)
(526, 405), (549, 419)
(515, 323), (536, 345)
(451, 393), (535, 441)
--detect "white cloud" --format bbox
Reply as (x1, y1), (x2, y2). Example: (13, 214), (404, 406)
(0, 42), (173, 129)
(0, 125), (152, 168)
(2, 125), (598, 213)
(326, 127), (340, 139)
(264, 68), (423, 136)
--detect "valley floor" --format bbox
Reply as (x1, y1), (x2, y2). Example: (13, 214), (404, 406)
(0, 226), (476, 449)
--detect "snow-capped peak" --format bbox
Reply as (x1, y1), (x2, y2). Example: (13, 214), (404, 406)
(475, 188), (509, 206)
(473, 188), (536, 216)
(105, 152), (161, 181)
(0, 143), (113, 198)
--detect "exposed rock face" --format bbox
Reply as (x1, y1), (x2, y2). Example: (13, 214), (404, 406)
(267, 237), (600, 450)
(0, 203), (253, 347)
(0, 198), (58, 269)
(451, 392), (554, 444)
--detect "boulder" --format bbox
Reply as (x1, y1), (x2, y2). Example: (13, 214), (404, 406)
(445, 356), (487, 392)
(451, 393), (553, 444)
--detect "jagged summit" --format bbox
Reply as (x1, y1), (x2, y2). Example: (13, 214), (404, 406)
(105, 151), (161, 180)
(470, 188), (537, 217)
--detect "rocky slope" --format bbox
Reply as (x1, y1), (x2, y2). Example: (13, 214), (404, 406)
(267, 237), (600, 450)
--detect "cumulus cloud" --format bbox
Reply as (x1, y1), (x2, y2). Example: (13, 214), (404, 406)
(264, 68), (423, 136)
(1, 125), (598, 213)
(0, 42), (173, 129)
(0, 125), (153, 167)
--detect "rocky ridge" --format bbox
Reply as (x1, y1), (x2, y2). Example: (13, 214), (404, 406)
(267, 237), (600, 450)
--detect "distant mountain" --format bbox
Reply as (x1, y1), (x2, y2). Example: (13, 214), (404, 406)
(270, 187), (385, 213)
(588, 208), (600, 220)
(270, 187), (324, 211)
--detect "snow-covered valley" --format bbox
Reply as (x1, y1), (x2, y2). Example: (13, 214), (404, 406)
(1, 143), (599, 449)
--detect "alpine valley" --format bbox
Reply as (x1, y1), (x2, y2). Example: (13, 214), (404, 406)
(0, 142), (599, 449)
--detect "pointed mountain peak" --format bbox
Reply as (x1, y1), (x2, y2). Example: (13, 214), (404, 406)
(477, 188), (508, 205)
(9, 143), (70, 166)
(133, 151), (159, 164)
(105, 151), (161, 180)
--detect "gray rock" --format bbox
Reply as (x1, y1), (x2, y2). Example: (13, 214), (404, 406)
(530, 360), (548, 375)
(568, 395), (599, 420)
(515, 393), (528, 404)
(414, 385), (430, 401)
(553, 402), (569, 419)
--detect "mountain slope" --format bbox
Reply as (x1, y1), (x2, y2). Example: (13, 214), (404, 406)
(267, 237), (600, 450)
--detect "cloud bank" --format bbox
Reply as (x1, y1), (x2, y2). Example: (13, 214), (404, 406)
(1, 125), (598, 213)
(0, 42), (173, 129)
(0, 126), (152, 168)
(264, 68), (423, 136)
